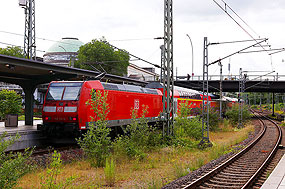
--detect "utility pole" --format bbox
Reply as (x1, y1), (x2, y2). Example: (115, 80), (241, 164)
(162, 0), (174, 136)
(160, 45), (164, 83)
(238, 68), (245, 128)
(186, 34), (194, 80)
(219, 61), (223, 119)
(19, 0), (36, 60)
(199, 37), (212, 148)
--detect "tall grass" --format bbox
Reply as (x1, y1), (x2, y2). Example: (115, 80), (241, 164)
(104, 157), (115, 187)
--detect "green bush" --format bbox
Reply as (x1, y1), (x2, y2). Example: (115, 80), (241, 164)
(77, 89), (112, 167)
(174, 102), (202, 140)
(225, 104), (251, 126)
(0, 132), (32, 189)
(251, 105), (258, 109)
(188, 103), (220, 132)
(275, 103), (284, 111)
(208, 108), (221, 131)
(114, 105), (162, 159)
(0, 90), (22, 120)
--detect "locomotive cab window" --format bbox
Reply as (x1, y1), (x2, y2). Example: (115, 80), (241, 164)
(46, 87), (64, 101)
(46, 82), (83, 101)
(63, 86), (81, 100)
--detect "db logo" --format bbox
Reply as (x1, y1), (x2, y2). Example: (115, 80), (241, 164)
(57, 107), (63, 112)
(134, 99), (139, 109)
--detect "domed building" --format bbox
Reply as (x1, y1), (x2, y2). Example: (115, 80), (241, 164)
(43, 37), (84, 67)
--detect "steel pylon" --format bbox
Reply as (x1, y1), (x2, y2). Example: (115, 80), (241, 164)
(199, 37), (212, 148)
(23, 0), (36, 60)
(162, 0), (174, 136)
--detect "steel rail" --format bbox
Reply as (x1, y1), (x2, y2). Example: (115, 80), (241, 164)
(241, 111), (282, 188)
(182, 111), (267, 189)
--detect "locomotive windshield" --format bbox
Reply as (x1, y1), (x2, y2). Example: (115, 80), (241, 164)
(46, 82), (83, 101)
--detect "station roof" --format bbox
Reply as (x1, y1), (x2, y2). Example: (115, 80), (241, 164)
(0, 54), (148, 87)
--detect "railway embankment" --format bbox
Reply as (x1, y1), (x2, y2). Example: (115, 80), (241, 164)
(17, 118), (256, 188)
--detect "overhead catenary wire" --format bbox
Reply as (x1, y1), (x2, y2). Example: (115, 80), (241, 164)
(209, 38), (268, 66)
(0, 30), (160, 66)
(220, 0), (260, 37)
(209, 38), (266, 46)
(0, 30), (160, 49)
(239, 47), (285, 54)
(109, 38), (155, 42)
(0, 30), (82, 48)
(212, 0), (269, 54)
(103, 41), (161, 68)
(0, 41), (45, 52)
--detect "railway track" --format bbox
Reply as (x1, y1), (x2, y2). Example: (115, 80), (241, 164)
(181, 110), (282, 189)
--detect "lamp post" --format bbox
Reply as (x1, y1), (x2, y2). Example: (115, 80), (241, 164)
(186, 34), (194, 80)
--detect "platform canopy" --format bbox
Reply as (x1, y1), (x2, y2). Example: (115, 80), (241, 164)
(0, 54), (147, 126)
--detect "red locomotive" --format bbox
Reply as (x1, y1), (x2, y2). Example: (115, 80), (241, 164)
(40, 80), (236, 136)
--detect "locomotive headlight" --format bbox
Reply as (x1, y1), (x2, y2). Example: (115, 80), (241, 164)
(43, 106), (56, 112)
(64, 106), (77, 112)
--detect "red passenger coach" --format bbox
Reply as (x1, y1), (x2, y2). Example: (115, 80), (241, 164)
(41, 80), (163, 136)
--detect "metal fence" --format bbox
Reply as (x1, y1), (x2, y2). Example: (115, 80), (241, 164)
(176, 74), (283, 81)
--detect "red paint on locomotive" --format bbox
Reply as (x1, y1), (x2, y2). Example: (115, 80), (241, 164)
(42, 80), (163, 133)
(41, 80), (238, 135)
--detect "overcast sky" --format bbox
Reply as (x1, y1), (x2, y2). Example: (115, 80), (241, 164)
(1, 0), (285, 77)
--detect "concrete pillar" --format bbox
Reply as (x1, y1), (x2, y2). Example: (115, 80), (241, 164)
(23, 86), (36, 126)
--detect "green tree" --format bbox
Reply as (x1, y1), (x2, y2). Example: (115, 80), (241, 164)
(0, 90), (22, 120)
(75, 39), (129, 76)
(0, 46), (25, 58)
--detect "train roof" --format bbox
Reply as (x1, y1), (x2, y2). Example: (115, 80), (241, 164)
(50, 80), (161, 95)
(223, 96), (239, 102)
(101, 82), (160, 95)
(145, 81), (200, 94)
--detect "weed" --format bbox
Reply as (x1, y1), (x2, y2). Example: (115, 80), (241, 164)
(104, 156), (115, 187)
(188, 156), (205, 171)
(147, 156), (157, 169)
(220, 119), (233, 132)
(40, 151), (75, 188)
(266, 170), (272, 178)
(173, 162), (190, 178)
(147, 178), (163, 189)
(209, 143), (227, 160)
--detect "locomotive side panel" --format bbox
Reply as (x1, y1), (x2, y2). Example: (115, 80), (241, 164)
(78, 81), (104, 130)
(79, 81), (163, 129)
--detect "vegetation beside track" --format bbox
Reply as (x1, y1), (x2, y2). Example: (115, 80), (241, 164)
(16, 92), (254, 188)
(17, 122), (254, 188)
(0, 132), (32, 188)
